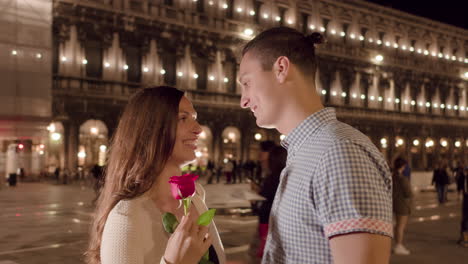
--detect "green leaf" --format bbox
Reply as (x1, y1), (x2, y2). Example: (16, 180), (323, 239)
(202, 250), (209, 260)
(197, 209), (216, 226)
(198, 258), (214, 264)
(162, 212), (178, 234)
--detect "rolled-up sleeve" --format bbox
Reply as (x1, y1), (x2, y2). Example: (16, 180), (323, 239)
(314, 139), (393, 239)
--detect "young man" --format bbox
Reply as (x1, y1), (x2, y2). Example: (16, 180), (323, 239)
(238, 27), (393, 264)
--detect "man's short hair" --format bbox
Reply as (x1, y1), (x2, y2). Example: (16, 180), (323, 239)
(242, 27), (324, 77)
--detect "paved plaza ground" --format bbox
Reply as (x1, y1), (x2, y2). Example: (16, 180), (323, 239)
(0, 182), (467, 263)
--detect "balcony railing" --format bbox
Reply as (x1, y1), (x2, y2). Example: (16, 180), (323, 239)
(53, 75), (241, 107)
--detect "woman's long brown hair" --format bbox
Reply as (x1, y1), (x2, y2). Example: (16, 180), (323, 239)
(85, 86), (184, 264)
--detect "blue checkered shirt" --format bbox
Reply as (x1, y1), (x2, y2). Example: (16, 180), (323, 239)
(262, 108), (393, 264)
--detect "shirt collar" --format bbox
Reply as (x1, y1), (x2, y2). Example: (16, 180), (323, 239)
(281, 107), (337, 155)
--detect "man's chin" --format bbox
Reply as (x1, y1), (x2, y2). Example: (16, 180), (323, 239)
(256, 119), (275, 129)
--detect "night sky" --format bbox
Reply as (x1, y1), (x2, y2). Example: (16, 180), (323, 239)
(364, 0), (467, 29)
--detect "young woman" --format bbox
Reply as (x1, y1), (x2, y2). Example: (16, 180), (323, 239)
(392, 157), (413, 255)
(86, 86), (225, 264)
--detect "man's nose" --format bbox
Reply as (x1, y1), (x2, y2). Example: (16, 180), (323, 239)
(240, 95), (250, 109)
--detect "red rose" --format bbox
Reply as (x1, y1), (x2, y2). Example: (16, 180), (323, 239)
(168, 173), (199, 200)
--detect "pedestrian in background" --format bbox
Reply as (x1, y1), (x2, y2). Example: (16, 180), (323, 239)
(256, 145), (287, 261)
(392, 157), (413, 255)
(432, 161), (449, 204)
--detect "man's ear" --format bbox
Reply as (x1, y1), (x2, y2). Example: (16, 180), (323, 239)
(273, 56), (290, 84)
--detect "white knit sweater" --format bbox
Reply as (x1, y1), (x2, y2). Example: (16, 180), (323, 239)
(100, 186), (225, 264)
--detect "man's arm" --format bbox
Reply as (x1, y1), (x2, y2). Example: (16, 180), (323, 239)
(329, 233), (391, 264)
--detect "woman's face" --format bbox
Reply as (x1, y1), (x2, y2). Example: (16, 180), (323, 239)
(169, 96), (202, 166)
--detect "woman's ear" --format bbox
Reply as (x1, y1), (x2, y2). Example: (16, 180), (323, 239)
(273, 56), (290, 84)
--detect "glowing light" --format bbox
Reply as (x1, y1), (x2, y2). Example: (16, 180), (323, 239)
(280, 135), (286, 141)
(51, 133), (61, 141)
(375, 54), (384, 62)
(193, 73), (199, 79)
(143, 67), (149, 72)
(209, 75), (215, 81)
(224, 77), (229, 83)
(395, 98), (401, 104)
(236, 7), (242, 13)
(393, 43), (398, 48)
(380, 138), (387, 145)
(331, 91), (337, 96)
(275, 16), (281, 22)
(440, 104), (445, 109)
(409, 47), (415, 52)
(370, 96), (375, 101)
(411, 100), (416, 106)
(425, 140), (434, 148)
(341, 92), (347, 98)
(331, 29), (336, 35)
(12, 50), (17, 55)
(340, 32), (346, 37)
(310, 24), (316, 30)
(350, 33), (356, 39)
(104, 62), (110, 68)
(287, 19), (293, 25)
(440, 140), (448, 147)
(195, 151), (202, 158)
(359, 35), (365, 41)
(377, 40), (382, 45)
(123, 64), (129, 70)
(263, 14), (269, 19)
(385, 41), (390, 47)
(61, 56), (67, 62)
(78, 151), (86, 158)
(177, 72), (184, 77)
(244, 28), (254, 36)
(82, 59), (88, 65)
(36, 53), (42, 59)
(424, 50), (429, 55)
(99, 145), (107, 152)
(222, 3), (228, 9)
(378, 96), (383, 102)
(413, 139), (420, 146)
(396, 138), (404, 146)
(47, 124), (56, 132)
(361, 94), (366, 100)
(254, 133), (262, 141)
(455, 141), (461, 148)
(352, 93), (357, 98)
(321, 90), (327, 95)
(249, 10), (255, 16)
(320, 26), (325, 32)
(160, 69), (166, 75)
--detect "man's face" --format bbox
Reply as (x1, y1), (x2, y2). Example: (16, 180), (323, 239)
(239, 52), (281, 129)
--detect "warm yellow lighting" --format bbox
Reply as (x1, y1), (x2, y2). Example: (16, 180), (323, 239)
(254, 133), (262, 141)
(244, 28), (254, 36)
